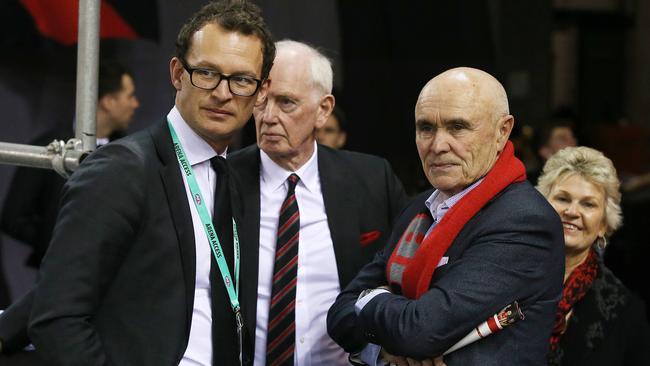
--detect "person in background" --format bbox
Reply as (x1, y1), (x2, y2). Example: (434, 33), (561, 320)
(0, 60), (139, 268)
(0, 60), (138, 364)
(316, 104), (347, 149)
(538, 121), (578, 163)
(536, 146), (650, 365)
(528, 119), (578, 184)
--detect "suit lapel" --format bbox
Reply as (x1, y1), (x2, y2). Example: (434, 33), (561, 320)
(229, 145), (262, 344)
(151, 121), (196, 342)
(318, 147), (359, 288)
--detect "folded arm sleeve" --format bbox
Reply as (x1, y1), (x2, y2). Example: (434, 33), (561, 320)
(357, 208), (562, 359)
(0, 291), (34, 353)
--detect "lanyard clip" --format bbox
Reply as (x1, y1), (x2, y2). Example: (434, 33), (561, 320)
(235, 310), (244, 366)
(235, 310), (244, 330)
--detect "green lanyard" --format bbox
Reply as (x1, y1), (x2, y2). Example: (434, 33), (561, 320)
(167, 120), (241, 314)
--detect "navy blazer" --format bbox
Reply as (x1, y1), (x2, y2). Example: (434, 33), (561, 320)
(328, 181), (565, 365)
(227, 144), (409, 354)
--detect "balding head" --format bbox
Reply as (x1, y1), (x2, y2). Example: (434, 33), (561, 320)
(418, 67), (510, 124)
(414, 67), (514, 195)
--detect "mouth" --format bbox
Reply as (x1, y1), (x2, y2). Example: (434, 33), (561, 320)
(562, 222), (581, 231)
(430, 162), (458, 170)
(261, 132), (284, 141)
(202, 107), (234, 118)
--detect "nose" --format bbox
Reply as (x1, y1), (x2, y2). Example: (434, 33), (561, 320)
(563, 201), (580, 217)
(211, 78), (233, 100)
(256, 99), (278, 124)
(132, 96), (140, 109)
(430, 131), (451, 154)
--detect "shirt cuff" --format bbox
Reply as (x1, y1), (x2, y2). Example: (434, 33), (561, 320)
(349, 343), (386, 366)
(355, 288), (391, 315)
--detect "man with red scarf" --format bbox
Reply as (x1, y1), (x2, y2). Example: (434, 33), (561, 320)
(327, 67), (564, 365)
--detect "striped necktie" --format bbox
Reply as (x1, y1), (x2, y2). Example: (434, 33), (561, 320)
(266, 173), (300, 366)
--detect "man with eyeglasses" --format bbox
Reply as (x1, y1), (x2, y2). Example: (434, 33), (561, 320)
(27, 1), (274, 365)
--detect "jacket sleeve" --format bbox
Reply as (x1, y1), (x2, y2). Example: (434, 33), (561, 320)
(327, 244), (395, 354)
(0, 291), (33, 354)
(28, 144), (145, 366)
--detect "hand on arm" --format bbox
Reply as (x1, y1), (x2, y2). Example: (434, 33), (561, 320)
(380, 349), (446, 366)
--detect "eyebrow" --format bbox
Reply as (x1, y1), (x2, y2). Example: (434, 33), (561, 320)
(442, 118), (472, 127)
(188, 60), (259, 78)
(554, 189), (600, 200)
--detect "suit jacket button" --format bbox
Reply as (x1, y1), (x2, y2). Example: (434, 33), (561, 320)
(365, 332), (376, 342)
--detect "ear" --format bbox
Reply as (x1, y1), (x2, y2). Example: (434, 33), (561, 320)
(256, 78), (271, 107)
(170, 57), (184, 91)
(496, 114), (514, 151)
(598, 218), (608, 238)
(336, 131), (347, 149)
(315, 94), (335, 129)
(98, 94), (113, 111)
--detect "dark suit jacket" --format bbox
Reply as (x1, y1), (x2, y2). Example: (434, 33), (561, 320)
(549, 262), (650, 365)
(28, 121), (248, 366)
(328, 181), (565, 365)
(227, 144), (408, 354)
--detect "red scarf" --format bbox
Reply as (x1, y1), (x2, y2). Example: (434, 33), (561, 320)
(386, 141), (526, 299)
(549, 248), (599, 351)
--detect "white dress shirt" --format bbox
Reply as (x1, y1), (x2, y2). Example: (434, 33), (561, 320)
(168, 107), (227, 366)
(254, 143), (348, 366)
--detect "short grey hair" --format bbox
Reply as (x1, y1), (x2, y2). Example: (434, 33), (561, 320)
(536, 146), (622, 237)
(275, 39), (333, 95)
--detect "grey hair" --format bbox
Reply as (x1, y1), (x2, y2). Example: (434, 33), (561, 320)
(536, 146), (622, 237)
(275, 39), (333, 95)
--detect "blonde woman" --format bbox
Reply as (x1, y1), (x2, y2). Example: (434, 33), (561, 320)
(537, 146), (649, 365)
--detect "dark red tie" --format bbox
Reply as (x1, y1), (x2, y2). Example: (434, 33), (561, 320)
(266, 173), (300, 366)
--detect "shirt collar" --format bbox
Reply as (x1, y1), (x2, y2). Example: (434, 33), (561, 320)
(260, 141), (320, 193)
(167, 106), (226, 165)
(425, 177), (485, 222)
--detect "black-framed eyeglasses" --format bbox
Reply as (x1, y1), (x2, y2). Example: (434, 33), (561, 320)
(180, 58), (261, 97)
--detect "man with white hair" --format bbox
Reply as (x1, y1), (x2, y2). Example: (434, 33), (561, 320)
(228, 40), (408, 366)
(328, 67), (564, 365)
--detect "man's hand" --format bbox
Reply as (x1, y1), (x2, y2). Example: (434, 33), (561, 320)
(380, 348), (409, 366)
(380, 349), (447, 366)
(432, 356), (446, 366)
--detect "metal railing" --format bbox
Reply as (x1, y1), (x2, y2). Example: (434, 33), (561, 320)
(0, 0), (100, 178)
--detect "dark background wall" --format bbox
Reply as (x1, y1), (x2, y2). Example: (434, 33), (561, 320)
(1, 0), (648, 304)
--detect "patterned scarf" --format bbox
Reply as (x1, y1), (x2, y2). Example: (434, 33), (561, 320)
(549, 247), (599, 352)
(386, 141), (526, 299)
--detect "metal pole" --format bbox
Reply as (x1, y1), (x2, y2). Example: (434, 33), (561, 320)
(0, 0), (99, 176)
(0, 142), (53, 169)
(75, 0), (100, 152)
